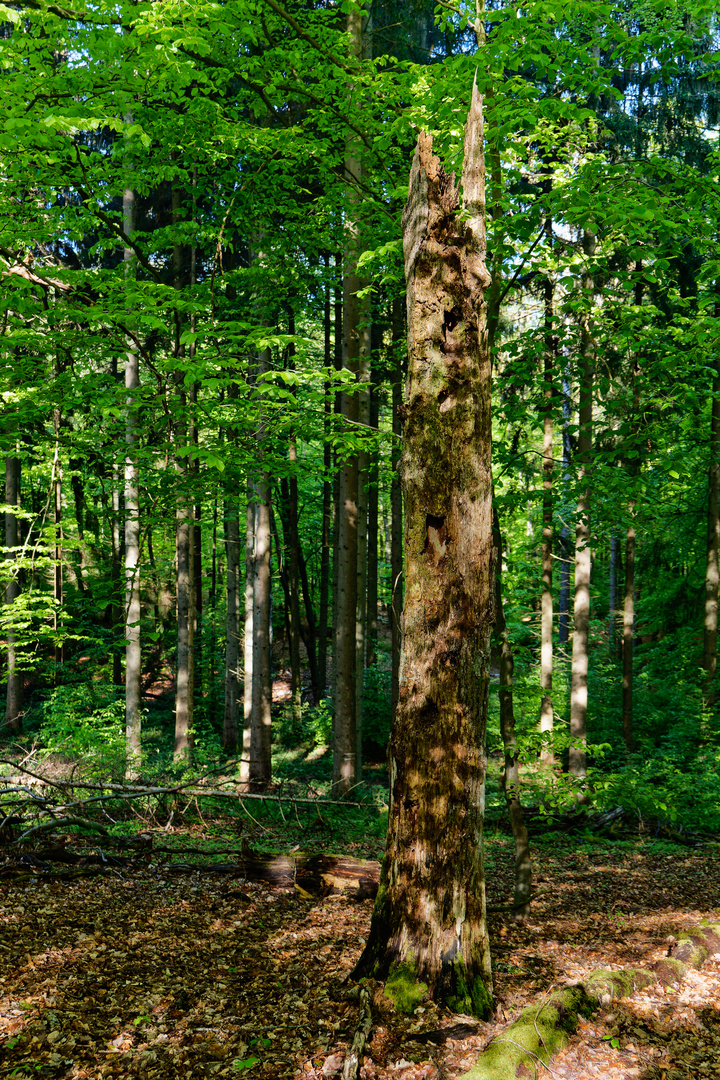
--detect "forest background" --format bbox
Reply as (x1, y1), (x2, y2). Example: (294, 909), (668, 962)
(2, 0), (720, 837)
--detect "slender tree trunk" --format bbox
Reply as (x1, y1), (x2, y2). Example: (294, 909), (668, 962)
(390, 297), (404, 725)
(4, 456), (22, 734)
(493, 507), (531, 917)
(558, 364), (572, 651)
(703, 349), (720, 709)
(355, 310), (371, 774)
(318, 254), (333, 698)
(355, 86), (494, 1015)
(209, 493), (219, 729)
(241, 488), (256, 784)
(622, 521), (636, 753)
(52, 433), (64, 678)
(332, 8), (366, 794)
(123, 185), (142, 777)
(540, 231), (554, 766)
(249, 348), (273, 789)
(223, 498), (240, 754)
(366, 348), (381, 668)
(111, 455), (123, 686)
(284, 315), (303, 730)
(280, 475), (303, 729)
(172, 187), (194, 765)
(296, 542), (320, 703)
(609, 532), (619, 657)
(569, 229), (595, 785)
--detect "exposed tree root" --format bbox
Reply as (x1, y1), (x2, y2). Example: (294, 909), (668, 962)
(459, 921), (720, 1079)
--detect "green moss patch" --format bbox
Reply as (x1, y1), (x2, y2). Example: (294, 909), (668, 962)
(384, 961), (428, 1014)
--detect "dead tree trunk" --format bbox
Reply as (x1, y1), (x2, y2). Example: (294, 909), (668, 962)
(353, 84), (494, 1017)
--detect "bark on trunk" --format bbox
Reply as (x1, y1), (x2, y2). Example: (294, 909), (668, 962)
(540, 245), (554, 766)
(354, 85), (494, 1016)
(223, 499), (240, 754)
(569, 229), (595, 785)
(390, 297), (404, 725)
(248, 343), (272, 789)
(318, 253), (333, 698)
(4, 456), (22, 734)
(622, 522), (636, 753)
(609, 531), (619, 657)
(366, 357), (381, 668)
(249, 465), (272, 789)
(492, 507), (532, 918)
(284, 317), (303, 731)
(172, 187), (194, 765)
(123, 185), (141, 778)
(557, 365), (572, 652)
(241, 489), (256, 784)
(704, 352), (720, 709)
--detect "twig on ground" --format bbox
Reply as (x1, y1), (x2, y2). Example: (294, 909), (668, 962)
(342, 985), (372, 1080)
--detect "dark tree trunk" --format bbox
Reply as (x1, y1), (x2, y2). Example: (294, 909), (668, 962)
(354, 86), (494, 1016)
(223, 498), (240, 755)
(318, 253), (333, 698)
(4, 456), (22, 734)
(493, 506), (531, 918)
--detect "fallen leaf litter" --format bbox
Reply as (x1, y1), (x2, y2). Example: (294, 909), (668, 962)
(2, 841), (720, 1078)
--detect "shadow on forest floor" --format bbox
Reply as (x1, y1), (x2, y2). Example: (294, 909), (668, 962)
(2, 815), (720, 1079)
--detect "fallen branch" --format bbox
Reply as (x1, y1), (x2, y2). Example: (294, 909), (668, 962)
(342, 985), (372, 1080)
(16, 816), (109, 843)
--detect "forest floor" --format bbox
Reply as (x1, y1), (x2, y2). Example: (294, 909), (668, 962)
(3, 812), (720, 1080)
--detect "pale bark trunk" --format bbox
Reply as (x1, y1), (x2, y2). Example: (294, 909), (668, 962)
(390, 297), (404, 725)
(241, 489), (256, 784)
(366, 370), (380, 668)
(174, 461), (194, 763)
(4, 456), (22, 734)
(355, 85), (494, 1015)
(622, 522), (636, 752)
(540, 246), (554, 766)
(558, 364), (572, 651)
(703, 353), (720, 708)
(223, 499), (239, 754)
(52, 432), (64, 677)
(569, 229), (595, 784)
(249, 462), (272, 789)
(111, 453), (123, 687)
(248, 343), (272, 789)
(172, 187), (194, 765)
(493, 507), (531, 918)
(123, 185), (141, 777)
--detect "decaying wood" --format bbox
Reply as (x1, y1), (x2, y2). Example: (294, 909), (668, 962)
(355, 79), (494, 1016)
(342, 985), (372, 1080)
(457, 921), (720, 1080)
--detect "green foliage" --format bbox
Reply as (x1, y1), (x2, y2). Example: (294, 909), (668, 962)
(362, 664), (392, 758)
(36, 684), (127, 764)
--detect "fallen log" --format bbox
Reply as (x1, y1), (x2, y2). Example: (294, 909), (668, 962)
(458, 920), (720, 1079)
